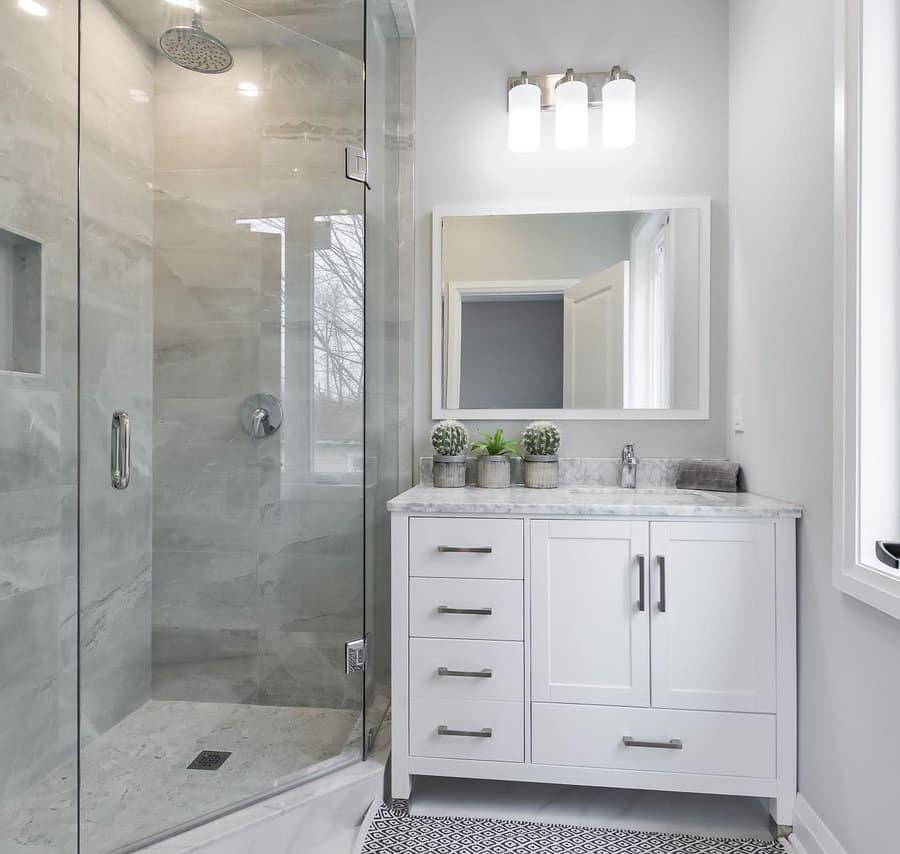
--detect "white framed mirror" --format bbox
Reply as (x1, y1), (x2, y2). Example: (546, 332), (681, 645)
(432, 198), (711, 420)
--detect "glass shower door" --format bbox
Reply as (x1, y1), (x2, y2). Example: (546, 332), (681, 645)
(77, 1), (366, 850)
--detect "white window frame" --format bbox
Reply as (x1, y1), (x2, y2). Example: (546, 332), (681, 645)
(833, 0), (900, 619)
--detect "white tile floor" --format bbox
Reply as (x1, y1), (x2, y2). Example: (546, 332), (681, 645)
(409, 777), (775, 841)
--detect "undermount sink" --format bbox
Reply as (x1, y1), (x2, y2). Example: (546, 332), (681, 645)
(566, 487), (727, 504)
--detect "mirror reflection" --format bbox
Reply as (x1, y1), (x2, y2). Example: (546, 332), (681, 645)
(439, 208), (706, 413)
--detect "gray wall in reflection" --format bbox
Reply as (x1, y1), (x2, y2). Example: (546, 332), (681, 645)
(460, 299), (563, 409)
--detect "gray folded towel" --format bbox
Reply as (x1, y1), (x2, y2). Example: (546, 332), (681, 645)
(676, 460), (741, 493)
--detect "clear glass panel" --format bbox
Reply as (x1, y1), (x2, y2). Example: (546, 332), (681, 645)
(364, 0), (415, 751)
(77, 0), (365, 849)
(0, 1), (79, 852)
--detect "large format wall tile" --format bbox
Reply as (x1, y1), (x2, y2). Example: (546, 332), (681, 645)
(151, 35), (368, 710)
(0, 0), (78, 831)
(78, 0), (155, 744)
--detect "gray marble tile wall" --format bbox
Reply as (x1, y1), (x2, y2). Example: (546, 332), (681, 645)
(0, 0), (78, 833)
(364, 1), (415, 704)
(151, 35), (369, 712)
(77, 0), (155, 743)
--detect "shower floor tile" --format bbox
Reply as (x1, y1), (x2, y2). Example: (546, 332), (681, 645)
(0, 700), (361, 854)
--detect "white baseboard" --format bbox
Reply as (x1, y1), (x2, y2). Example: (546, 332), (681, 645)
(787, 794), (849, 854)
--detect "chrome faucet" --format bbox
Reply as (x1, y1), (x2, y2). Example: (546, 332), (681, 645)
(620, 443), (638, 489)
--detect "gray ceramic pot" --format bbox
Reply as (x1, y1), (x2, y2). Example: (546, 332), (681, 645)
(477, 455), (511, 489)
(433, 455), (467, 488)
(524, 455), (559, 488)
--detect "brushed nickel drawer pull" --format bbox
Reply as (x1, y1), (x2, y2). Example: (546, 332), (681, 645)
(437, 667), (493, 678)
(437, 605), (493, 616)
(438, 546), (493, 554)
(622, 736), (683, 750)
(438, 725), (493, 738)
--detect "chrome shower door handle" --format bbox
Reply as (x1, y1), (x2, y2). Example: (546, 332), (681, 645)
(111, 410), (131, 490)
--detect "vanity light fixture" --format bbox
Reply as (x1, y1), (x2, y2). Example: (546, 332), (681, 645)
(554, 68), (588, 150)
(507, 65), (637, 152)
(507, 72), (542, 153)
(601, 65), (637, 149)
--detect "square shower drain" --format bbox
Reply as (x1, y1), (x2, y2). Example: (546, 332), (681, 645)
(187, 750), (232, 771)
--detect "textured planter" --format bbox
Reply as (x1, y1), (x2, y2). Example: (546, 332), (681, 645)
(524, 455), (559, 489)
(477, 455), (511, 489)
(433, 455), (467, 488)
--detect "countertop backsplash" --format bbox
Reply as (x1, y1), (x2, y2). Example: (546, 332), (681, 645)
(418, 456), (734, 489)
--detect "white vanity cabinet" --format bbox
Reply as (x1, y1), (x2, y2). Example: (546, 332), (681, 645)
(389, 488), (800, 827)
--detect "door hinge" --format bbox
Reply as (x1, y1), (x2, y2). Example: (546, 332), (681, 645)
(345, 636), (368, 674)
(345, 146), (370, 188)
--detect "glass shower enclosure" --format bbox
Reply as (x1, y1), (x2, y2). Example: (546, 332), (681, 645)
(0, 0), (412, 851)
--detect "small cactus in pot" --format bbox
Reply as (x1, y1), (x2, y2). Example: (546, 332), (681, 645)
(471, 428), (519, 489)
(521, 421), (561, 489)
(431, 420), (469, 487)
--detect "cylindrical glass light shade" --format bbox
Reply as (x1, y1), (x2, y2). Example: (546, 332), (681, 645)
(508, 77), (542, 153)
(601, 72), (637, 149)
(555, 72), (588, 151)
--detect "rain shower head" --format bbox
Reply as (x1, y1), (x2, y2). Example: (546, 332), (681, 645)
(159, 11), (233, 74)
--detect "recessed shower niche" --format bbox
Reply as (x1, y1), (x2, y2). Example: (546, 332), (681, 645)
(0, 227), (42, 375)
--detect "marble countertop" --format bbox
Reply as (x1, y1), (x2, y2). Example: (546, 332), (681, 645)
(387, 485), (802, 518)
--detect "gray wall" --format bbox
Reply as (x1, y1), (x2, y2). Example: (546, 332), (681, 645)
(0, 0), (78, 835)
(459, 298), (563, 409)
(414, 0), (729, 462)
(728, 2), (900, 851)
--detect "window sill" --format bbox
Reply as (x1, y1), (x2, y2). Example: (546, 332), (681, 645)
(834, 562), (900, 621)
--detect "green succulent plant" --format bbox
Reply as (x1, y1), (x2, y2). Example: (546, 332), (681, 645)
(471, 428), (519, 457)
(431, 420), (469, 456)
(521, 421), (561, 456)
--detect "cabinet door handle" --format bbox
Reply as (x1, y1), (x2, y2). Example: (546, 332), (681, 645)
(437, 667), (493, 678)
(657, 555), (667, 613)
(637, 554), (646, 612)
(438, 546), (493, 554)
(622, 736), (683, 750)
(437, 605), (493, 616)
(438, 726), (492, 738)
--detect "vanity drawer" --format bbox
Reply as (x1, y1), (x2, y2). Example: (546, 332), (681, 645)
(409, 517), (524, 579)
(410, 698), (524, 762)
(531, 703), (775, 779)
(409, 578), (523, 641)
(410, 638), (523, 702)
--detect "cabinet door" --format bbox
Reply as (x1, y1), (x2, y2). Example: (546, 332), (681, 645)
(531, 520), (650, 706)
(650, 521), (776, 713)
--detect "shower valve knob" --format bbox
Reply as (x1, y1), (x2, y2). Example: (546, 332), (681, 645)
(240, 393), (283, 438)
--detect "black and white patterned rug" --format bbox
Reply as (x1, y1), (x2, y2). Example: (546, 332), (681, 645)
(361, 804), (785, 853)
